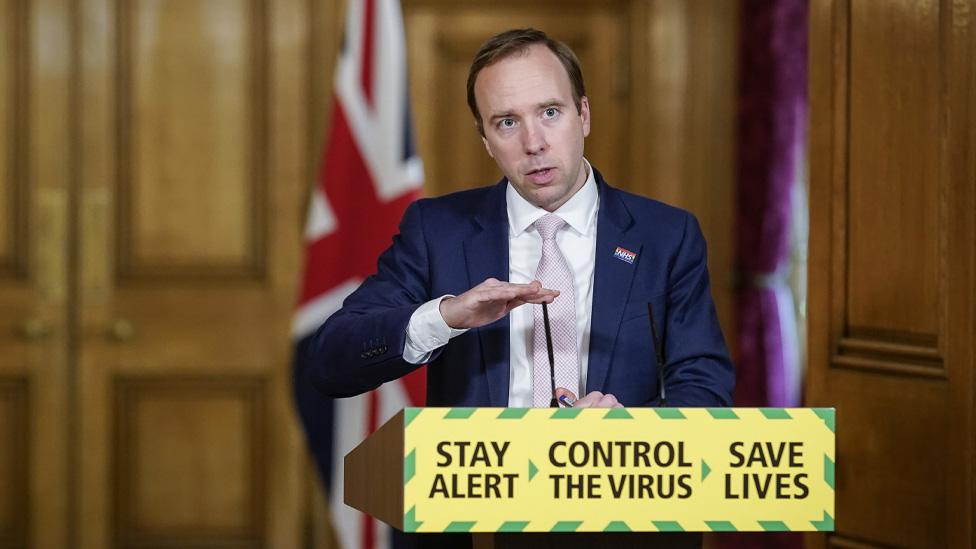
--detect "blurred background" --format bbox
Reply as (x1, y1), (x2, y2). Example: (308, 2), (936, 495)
(1, 0), (973, 548)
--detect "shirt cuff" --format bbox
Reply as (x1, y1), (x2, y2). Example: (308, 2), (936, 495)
(402, 295), (469, 364)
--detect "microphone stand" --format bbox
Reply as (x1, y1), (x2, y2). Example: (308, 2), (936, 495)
(542, 302), (559, 407)
(648, 303), (667, 406)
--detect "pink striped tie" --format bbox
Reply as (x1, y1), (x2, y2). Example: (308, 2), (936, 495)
(532, 214), (580, 407)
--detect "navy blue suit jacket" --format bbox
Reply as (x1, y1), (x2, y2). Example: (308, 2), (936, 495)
(309, 170), (734, 407)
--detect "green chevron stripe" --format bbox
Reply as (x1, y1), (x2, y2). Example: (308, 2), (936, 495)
(814, 408), (836, 432)
(497, 408), (529, 419)
(404, 408), (422, 428)
(654, 408), (687, 419)
(498, 521), (529, 532)
(759, 521), (790, 531)
(701, 460), (711, 482)
(551, 408), (583, 419)
(551, 521), (582, 532)
(652, 521), (684, 532)
(604, 408), (633, 419)
(706, 521), (737, 531)
(404, 506), (422, 532)
(444, 408), (476, 419)
(604, 521), (631, 532)
(444, 521), (476, 533)
(811, 511), (834, 531)
(707, 409), (740, 419)
(528, 459), (538, 481)
(824, 454), (835, 489)
(404, 449), (416, 484)
(760, 408), (792, 419)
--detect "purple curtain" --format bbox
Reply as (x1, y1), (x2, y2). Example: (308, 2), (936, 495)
(734, 0), (807, 409)
(721, 1), (807, 547)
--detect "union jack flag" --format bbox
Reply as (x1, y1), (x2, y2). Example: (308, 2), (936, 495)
(292, 0), (426, 547)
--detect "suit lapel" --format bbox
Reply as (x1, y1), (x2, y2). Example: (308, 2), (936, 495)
(587, 175), (641, 394)
(463, 181), (510, 406)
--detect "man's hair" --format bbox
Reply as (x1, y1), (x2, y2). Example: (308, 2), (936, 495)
(466, 28), (586, 136)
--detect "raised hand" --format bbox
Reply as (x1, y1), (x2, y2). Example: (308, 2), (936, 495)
(439, 278), (559, 329)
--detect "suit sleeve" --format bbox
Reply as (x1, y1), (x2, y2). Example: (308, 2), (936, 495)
(303, 200), (439, 397)
(656, 213), (736, 407)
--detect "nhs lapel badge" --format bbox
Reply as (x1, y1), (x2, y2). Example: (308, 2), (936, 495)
(613, 246), (637, 265)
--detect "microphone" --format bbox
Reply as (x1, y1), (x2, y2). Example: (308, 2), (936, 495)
(647, 302), (667, 406)
(542, 302), (559, 407)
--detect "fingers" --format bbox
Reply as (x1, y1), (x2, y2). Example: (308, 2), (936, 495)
(476, 283), (559, 305)
(520, 293), (558, 304)
(554, 387), (578, 403)
(572, 391), (622, 409)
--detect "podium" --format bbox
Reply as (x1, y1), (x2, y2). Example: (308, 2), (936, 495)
(345, 407), (834, 547)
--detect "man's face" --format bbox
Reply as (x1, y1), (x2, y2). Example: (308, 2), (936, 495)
(474, 44), (590, 212)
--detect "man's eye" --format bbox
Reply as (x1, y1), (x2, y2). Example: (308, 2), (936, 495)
(498, 119), (516, 129)
(543, 107), (559, 118)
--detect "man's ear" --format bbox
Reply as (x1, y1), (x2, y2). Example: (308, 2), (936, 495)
(580, 96), (591, 138)
(481, 134), (494, 159)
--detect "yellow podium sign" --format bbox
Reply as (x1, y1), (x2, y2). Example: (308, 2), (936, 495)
(401, 407), (834, 533)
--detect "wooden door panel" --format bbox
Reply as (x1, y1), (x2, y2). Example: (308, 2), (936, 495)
(826, 372), (947, 547)
(0, 379), (28, 549)
(0, 0), (17, 273)
(120, 0), (264, 276)
(114, 377), (266, 544)
(78, 0), (305, 547)
(846, 0), (940, 338)
(0, 0), (24, 278)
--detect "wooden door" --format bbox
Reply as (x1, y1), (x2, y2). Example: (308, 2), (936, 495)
(3, 0), (313, 545)
(72, 0), (308, 547)
(807, 0), (975, 546)
(1, 0), (73, 546)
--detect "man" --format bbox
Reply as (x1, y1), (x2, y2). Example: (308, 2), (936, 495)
(309, 29), (733, 411)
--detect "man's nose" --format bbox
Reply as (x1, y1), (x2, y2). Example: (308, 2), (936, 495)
(522, 122), (547, 154)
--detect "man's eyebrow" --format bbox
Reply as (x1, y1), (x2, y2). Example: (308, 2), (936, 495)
(538, 99), (567, 108)
(488, 111), (516, 122)
(488, 100), (568, 122)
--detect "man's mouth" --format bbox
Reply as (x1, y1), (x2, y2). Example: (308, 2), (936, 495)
(525, 167), (556, 184)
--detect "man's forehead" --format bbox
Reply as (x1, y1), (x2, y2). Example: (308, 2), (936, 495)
(474, 44), (574, 110)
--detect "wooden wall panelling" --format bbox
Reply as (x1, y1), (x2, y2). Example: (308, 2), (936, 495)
(0, 0), (10, 269)
(631, 0), (738, 349)
(941, 0), (976, 543)
(807, 0), (975, 546)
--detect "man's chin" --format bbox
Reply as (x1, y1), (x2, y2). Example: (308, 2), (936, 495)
(529, 187), (567, 211)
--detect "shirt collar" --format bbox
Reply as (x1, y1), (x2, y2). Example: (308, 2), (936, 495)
(506, 159), (598, 237)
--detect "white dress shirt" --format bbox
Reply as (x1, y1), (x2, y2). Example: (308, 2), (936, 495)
(403, 161), (599, 406)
